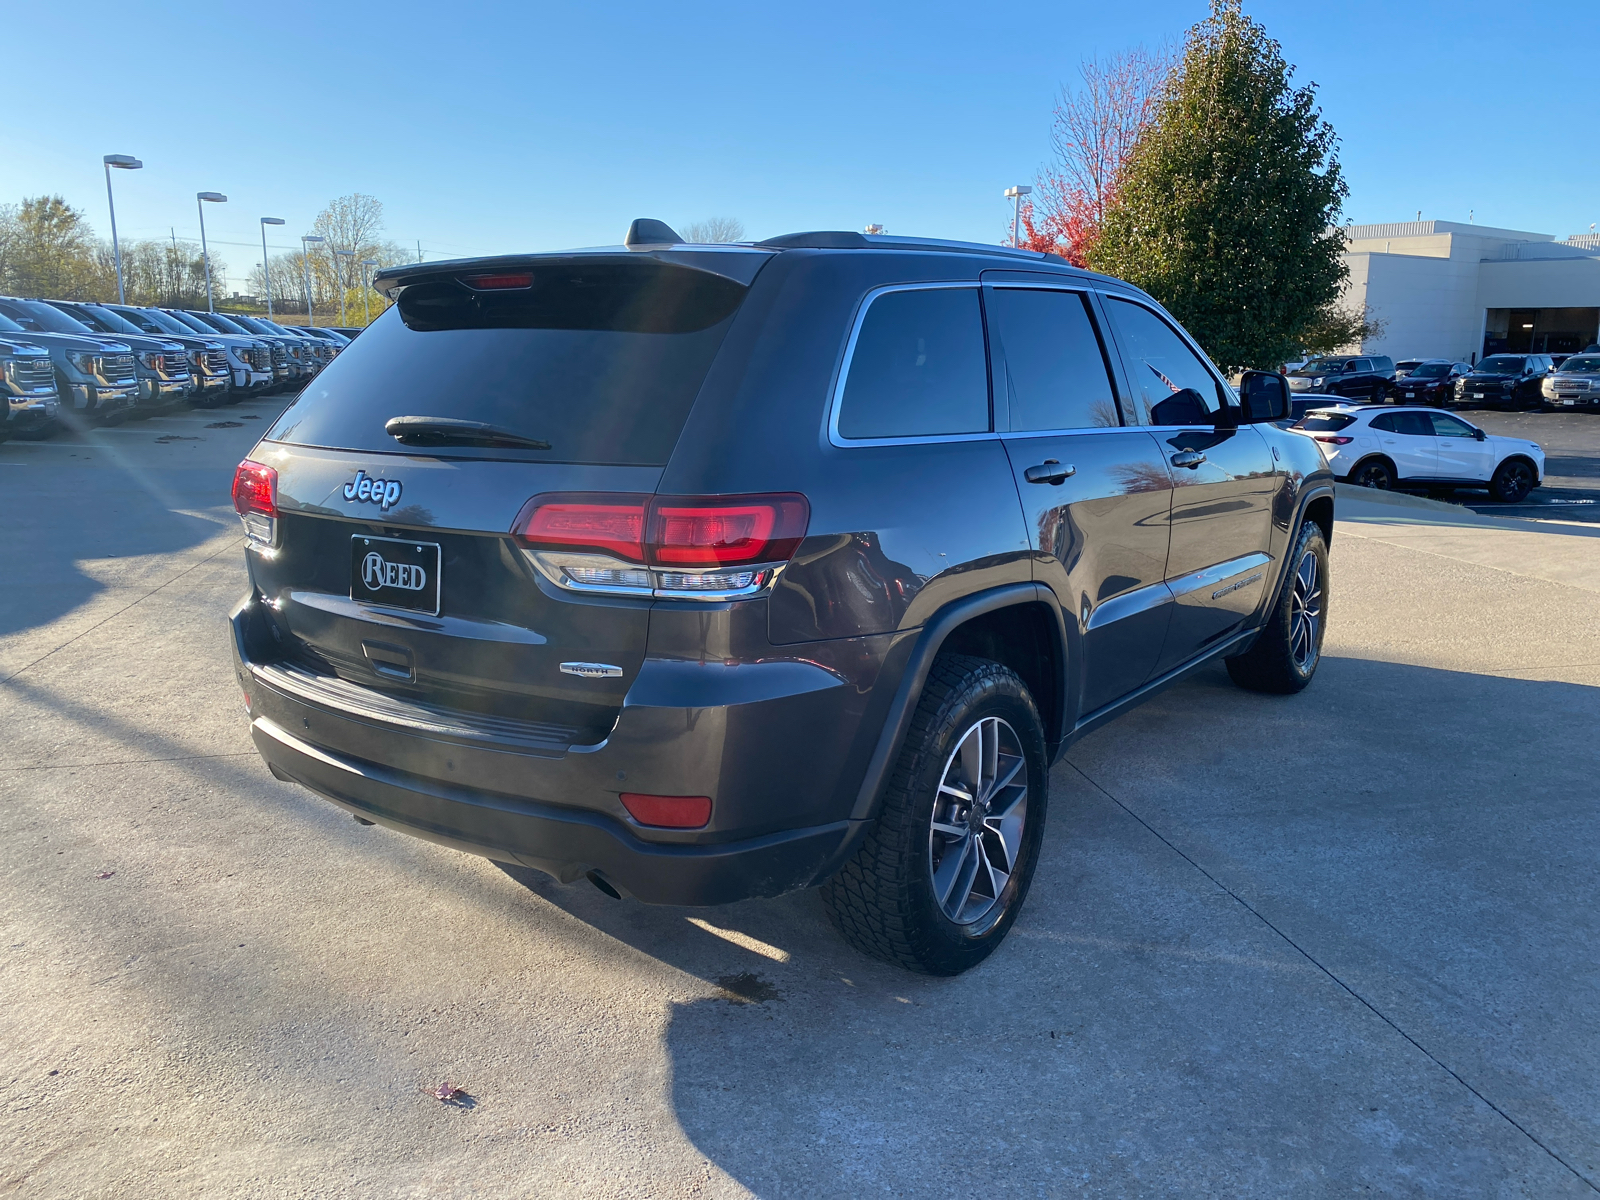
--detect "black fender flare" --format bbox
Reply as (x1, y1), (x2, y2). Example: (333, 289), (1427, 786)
(847, 582), (1066, 824)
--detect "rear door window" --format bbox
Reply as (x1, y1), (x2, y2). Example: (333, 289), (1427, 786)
(986, 288), (1120, 431)
(835, 287), (989, 440)
(265, 260), (749, 465)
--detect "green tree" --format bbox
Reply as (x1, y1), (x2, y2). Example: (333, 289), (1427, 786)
(0, 195), (111, 300)
(1089, 1), (1349, 371)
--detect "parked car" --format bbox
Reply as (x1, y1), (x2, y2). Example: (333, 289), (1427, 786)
(53, 301), (226, 407)
(1391, 359), (1472, 407)
(38, 300), (195, 413)
(1394, 359), (1425, 379)
(1285, 354), (1396, 404)
(181, 310), (302, 391)
(1272, 394), (1343, 429)
(103, 305), (234, 404)
(1550, 353), (1574, 369)
(0, 332), (61, 438)
(230, 222), (1334, 975)
(1453, 354), (1554, 410)
(328, 326), (365, 339)
(161, 310), (274, 394)
(239, 317), (330, 374)
(1291, 404), (1542, 501)
(0, 300), (137, 423)
(214, 314), (313, 388)
(1541, 352), (1600, 411)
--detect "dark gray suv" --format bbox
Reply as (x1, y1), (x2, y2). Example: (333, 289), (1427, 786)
(231, 223), (1334, 974)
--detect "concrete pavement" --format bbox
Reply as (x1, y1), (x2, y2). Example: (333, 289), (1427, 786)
(2, 411), (1597, 1196)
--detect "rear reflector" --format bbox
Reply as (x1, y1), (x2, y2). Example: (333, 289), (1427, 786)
(620, 793), (713, 829)
(1313, 435), (1354, 445)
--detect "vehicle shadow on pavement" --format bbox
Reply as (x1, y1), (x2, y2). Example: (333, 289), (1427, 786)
(495, 656), (1600, 1195)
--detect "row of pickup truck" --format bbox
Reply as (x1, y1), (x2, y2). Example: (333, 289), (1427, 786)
(0, 298), (361, 440)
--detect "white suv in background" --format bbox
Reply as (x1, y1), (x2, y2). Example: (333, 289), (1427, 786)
(1291, 404), (1545, 502)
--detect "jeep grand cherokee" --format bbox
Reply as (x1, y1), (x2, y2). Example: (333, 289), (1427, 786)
(231, 221), (1333, 975)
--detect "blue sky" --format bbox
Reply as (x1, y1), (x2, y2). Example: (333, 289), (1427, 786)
(6, 0), (1595, 290)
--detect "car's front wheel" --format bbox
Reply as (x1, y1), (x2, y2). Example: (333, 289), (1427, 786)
(821, 655), (1048, 976)
(1226, 518), (1328, 694)
(1349, 458), (1396, 490)
(1489, 458), (1537, 502)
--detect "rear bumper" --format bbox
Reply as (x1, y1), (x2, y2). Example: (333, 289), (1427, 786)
(251, 714), (857, 904)
(229, 595), (885, 904)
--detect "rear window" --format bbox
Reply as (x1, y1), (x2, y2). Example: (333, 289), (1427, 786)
(1293, 413), (1355, 431)
(836, 287), (989, 439)
(265, 260), (748, 464)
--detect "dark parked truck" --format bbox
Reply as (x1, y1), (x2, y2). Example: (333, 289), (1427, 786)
(1454, 354), (1554, 410)
(1285, 354), (1396, 403)
(231, 225), (1333, 974)
(105, 305), (233, 404)
(0, 302), (137, 423)
(0, 332), (61, 437)
(36, 300), (194, 412)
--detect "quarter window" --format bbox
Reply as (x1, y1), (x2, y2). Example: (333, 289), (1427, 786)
(987, 288), (1120, 432)
(837, 287), (990, 440)
(1104, 297), (1227, 426)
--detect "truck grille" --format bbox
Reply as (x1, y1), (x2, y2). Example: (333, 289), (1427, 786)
(11, 356), (55, 389)
(104, 355), (136, 384)
(250, 347), (271, 371)
(206, 349), (229, 374)
(270, 345), (288, 367)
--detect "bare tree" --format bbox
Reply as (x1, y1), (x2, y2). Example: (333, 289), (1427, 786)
(681, 216), (746, 243)
(1024, 46), (1173, 264)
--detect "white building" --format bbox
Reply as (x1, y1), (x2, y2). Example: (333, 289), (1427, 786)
(1339, 220), (1600, 362)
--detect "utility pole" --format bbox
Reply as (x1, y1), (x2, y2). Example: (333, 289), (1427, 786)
(417, 240), (423, 263)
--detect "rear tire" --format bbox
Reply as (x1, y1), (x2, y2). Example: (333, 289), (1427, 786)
(1489, 458), (1536, 503)
(820, 655), (1048, 976)
(1226, 519), (1328, 695)
(1349, 458), (1396, 490)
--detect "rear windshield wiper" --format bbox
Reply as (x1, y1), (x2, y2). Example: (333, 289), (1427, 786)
(384, 416), (551, 450)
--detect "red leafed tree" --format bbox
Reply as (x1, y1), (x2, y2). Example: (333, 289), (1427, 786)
(1022, 46), (1173, 265)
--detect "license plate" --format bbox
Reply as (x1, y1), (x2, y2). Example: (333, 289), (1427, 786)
(1405, 392), (1414, 398)
(1472, 392), (1483, 399)
(351, 535), (441, 615)
(1564, 399), (1576, 406)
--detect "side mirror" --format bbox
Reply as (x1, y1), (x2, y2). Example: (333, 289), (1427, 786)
(1238, 370), (1290, 423)
(1474, 429), (1487, 441)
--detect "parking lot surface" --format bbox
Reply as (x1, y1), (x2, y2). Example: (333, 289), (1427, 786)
(2, 403), (1598, 1196)
(1447, 409), (1600, 522)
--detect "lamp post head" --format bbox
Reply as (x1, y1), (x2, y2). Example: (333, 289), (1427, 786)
(302, 235), (326, 244)
(1004, 185), (1033, 200)
(334, 249), (355, 258)
(261, 217), (286, 226)
(197, 192), (227, 203)
(360, 259), (377, 266)
(104, 154), (143, 169)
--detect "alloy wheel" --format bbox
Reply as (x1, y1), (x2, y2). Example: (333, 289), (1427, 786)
(1354, 463), (1391, 489)
(928, 716), (1029, 926)
(1289, 549), (1322, 673)
(1499, 461), (1533, 501)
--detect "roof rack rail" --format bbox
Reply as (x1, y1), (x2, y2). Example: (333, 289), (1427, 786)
(755, 230), (1063, 263)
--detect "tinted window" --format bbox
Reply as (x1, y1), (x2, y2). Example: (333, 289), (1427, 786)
(837, 287), (989, 439)
(1371, 357), (1394, 372)
(1371, 411), (1431, 436)
(1293, 413), (1355, 431)
(1429, 413), (1477, 438)
(1410, 362), (1450, 378)
(987, 288), (1119, 431)
(268, 262), (747, 465)
(1104, 297), (1227, 426)
(0, 299), (92, 335)
(1560, 356), (1600, 372)
(1478, 356), (1525, 374)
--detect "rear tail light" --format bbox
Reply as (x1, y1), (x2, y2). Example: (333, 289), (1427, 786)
(1313, 435), (1354, 445)
(232, 459), (279, 547)
(620, 793), (712, 829)
(514, 492), (809, 599)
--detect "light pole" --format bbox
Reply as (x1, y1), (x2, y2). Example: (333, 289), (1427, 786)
(300, 234), (325, 325)
(259, 217), (286, 317)
(196, 192), (227, 311)
(359, 259), (377, 326)
(1004, 185), (1032, 248)
(103, 155), (142, 304)
(334, 249), (355, 325)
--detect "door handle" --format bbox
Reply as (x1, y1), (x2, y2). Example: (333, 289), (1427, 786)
(1170, 450), (1207, 469)
(1024, 460), (1076, 485)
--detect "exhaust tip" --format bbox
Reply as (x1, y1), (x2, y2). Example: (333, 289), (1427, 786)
(587, 870), (623, 900)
